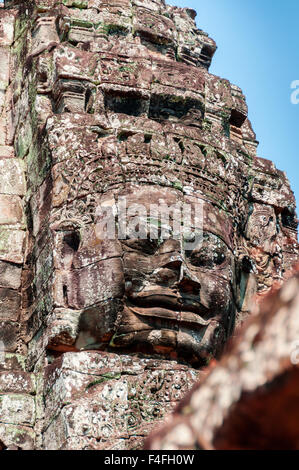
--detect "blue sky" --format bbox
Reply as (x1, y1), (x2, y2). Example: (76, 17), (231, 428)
(168, 0), (299, 207)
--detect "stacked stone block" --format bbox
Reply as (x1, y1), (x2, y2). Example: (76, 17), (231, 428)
(0, 7), (36, 449)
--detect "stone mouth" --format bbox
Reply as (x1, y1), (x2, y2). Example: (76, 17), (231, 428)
(127, 293), (211, 328)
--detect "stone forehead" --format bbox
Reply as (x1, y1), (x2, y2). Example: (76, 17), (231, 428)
(46, 111), (295, 221)
(108, 185), (235, 249)
(46, 114), (248, 220)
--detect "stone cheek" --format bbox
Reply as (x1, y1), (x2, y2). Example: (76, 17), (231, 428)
(53, 257), (125, 309)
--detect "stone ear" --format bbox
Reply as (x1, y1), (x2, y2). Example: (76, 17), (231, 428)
(237, 255), (257, 313)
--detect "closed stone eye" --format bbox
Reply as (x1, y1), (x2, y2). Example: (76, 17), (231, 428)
(123, 238), (160, 254)
(187, 249), (226, 268)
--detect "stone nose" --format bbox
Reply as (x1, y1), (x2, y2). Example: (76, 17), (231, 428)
(157, 254), (185, 286)
(162, 255), (184, 271)
(177, 264), (201, 296)
(160, 254), (201, 296)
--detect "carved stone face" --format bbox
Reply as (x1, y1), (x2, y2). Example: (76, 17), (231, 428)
(74, 185), (236, 366)
(29, 0), (296, 372)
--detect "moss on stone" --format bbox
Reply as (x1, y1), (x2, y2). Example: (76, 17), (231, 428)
(172, 181), (183, 192)
(85, 373), (122, 390)
(62, 0), (88, 8)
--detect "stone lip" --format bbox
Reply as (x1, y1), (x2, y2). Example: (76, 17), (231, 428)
(128, 291), (212, 327)
(129, 305), (211, 327)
